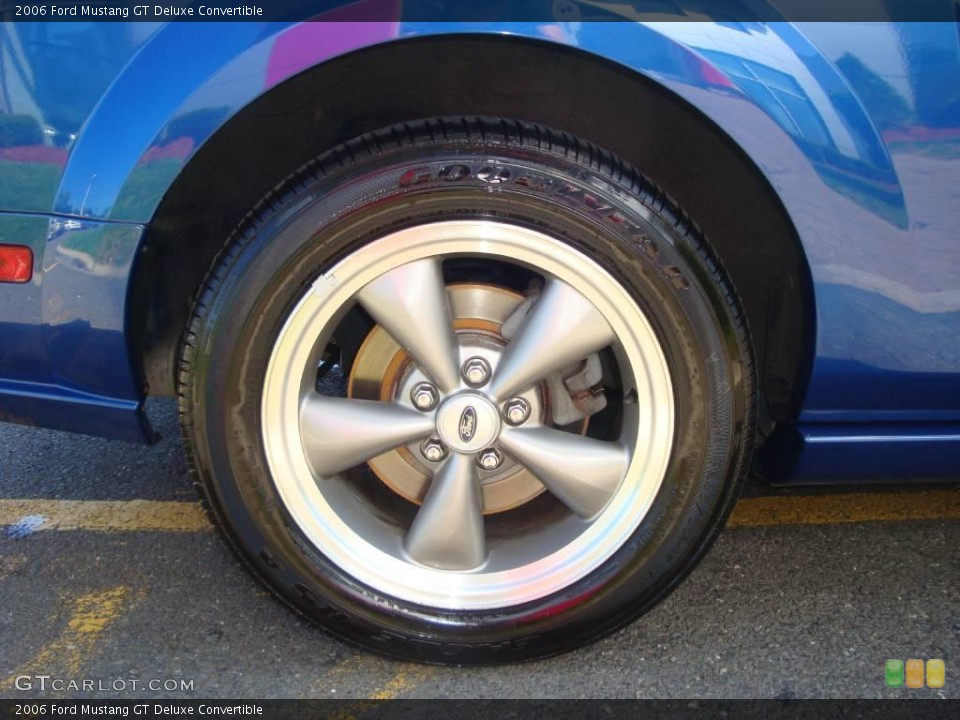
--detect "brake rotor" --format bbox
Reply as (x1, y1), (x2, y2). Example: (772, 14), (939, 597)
(348, 283), (548, 514)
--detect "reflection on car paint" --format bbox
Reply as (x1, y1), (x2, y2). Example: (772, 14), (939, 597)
(0, 9), (957, 476)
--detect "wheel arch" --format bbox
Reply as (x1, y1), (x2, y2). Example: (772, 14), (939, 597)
(132, 33), (815, 434)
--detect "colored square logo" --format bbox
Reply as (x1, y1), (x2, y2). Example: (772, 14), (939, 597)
(905, 659), (925, 688)
(885, 659), (904, 687)
(926, 659), (945, 689)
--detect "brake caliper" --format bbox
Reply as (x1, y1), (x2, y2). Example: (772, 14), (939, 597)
(501, 281), (608, 426)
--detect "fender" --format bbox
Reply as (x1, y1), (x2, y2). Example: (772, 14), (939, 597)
(55, 21), (939, 421)
(56, 22), (906, 227)
(3, 17), (958, 444)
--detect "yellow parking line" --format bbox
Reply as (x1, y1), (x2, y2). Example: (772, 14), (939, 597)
(0, 490), (957, 536)
(0, 586), (141, 692)
(367, 666), (434, 700)
(727, 489), (960, 528)
(0, 499), (210, 533)
(312, 654), (366, 695)
(312, 655), (434, 714)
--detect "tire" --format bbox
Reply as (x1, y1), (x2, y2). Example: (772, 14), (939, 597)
(178, 117), (755, 664)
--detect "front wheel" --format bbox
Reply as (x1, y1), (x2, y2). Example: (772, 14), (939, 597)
(178, 117), (755, 663)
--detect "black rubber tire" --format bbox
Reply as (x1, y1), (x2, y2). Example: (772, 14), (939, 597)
(178, 117), (756, 664)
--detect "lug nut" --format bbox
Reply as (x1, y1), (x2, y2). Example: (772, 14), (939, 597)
(461, 356), (492, 387)
(410, 382), (439, 411)
(420, 438), (447, 463)
(477, 448), (503, 471)
(503, 397), (531, 426)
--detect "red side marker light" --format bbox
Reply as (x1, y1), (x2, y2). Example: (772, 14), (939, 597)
(0, 244), (33, 283)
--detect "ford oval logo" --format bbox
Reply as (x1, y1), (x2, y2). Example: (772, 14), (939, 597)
(458, 406), (477, 443)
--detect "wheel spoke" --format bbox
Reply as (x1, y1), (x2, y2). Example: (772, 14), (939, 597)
(300, 395), (434, 476)
(498, 426), (628, 518)
(357, 258), (461, 393)
(403, 453), (486, 570)
(488, 279), (615, 401)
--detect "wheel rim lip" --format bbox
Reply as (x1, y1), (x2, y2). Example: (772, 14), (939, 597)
(261, 220), (675, 610)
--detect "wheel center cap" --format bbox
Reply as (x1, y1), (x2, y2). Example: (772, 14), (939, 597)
(435, 392), (501, 454)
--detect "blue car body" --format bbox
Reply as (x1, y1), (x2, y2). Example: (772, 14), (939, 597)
(1, 17), (958, 484)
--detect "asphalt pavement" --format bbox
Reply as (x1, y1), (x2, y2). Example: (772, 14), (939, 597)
(1, 399), (957, 700)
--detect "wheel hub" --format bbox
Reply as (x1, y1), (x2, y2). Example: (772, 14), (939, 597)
(349, 284), (548, 514)
(435, 392), (501, 454)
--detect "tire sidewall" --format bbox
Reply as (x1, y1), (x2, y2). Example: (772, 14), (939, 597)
(186, 137), (753, 662)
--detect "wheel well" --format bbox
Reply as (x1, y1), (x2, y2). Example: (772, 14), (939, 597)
(133, 34), (814, 432)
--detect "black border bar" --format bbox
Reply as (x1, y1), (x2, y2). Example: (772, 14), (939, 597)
(0, 0), (957, 23)
(2, 700), (960, 719)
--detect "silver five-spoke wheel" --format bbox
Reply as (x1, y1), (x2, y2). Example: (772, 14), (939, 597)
(262, 220), (674, 610)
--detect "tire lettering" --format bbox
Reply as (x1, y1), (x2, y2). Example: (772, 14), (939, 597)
(514, 175), (548, 191)
(639, 237), (660, 261)
(396, 162), (689, 290)
(581, 193), (614, 213)
(439, 164), (471, 181)
(399, 167), (433, 187)
(478, 166), (510, 184)
(663, 265), (690, 290)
